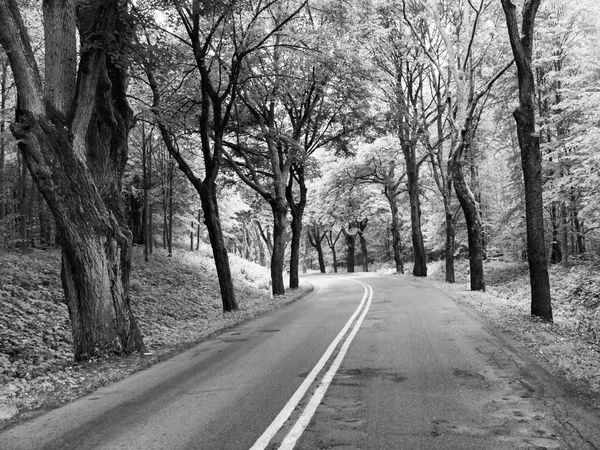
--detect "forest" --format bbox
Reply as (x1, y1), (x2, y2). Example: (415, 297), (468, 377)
(1, 0), (600, 415)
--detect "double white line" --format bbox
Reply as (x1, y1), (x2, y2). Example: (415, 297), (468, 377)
(250, 279), (373, 450)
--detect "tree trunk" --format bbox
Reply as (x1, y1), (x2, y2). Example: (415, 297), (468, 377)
(18, 149), (27, 249)
(0, 57), (7, 245)
(359, 233), (368, 272)
(386, 188), (404, 274)
(148, 141), (153, 256)
(308, 228), (326, 273)
(143, 127), (149, 261)
(501, 0), (552, 321)
(287, 209), (300, 287)
(453, 156), (485, 291)
(196, 209), (201, 250)
(342, 227), (356, 273)
(0, 0), (145, 360)
(326, 229), (341, 273)
(199, 184), (238, 311)
(404, 145), (427, 276)
(167, 161), (173, 257)
(444, 209), (456, 283)
(573, 206), (585, 254)
(271, 201), (287, 295)
(560, 202), (569, 268)
(357, 218), (369, 272)
(151, 106), (239, 310)
(331, 246), (338, 273)
(550, 204), (561, 263)
(286, 164), (307, 289)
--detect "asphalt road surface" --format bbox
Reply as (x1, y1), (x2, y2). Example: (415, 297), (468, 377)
(2, 273), (600, 450)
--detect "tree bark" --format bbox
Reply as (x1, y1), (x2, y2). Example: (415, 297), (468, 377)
(404, 144), (427, 277)
(501, 0), (553, 321)
(326, 229), (341, 273)
(445, 209), (456, 283)
(385, 187), (404, 274)
(18, 148), (27, 249)
(199, 184), (238, 311)
(271, 201), (287, 295)
(550, 203), (561, 263)
(0, 56), (8, 243)
(342, 227), (356, 273)
(453, 149), (485, 291)
(308, 227), (327, 273)
(0, 0), (146, 360)
(286, 164), (307, 289)
(357, 218), (369, 272)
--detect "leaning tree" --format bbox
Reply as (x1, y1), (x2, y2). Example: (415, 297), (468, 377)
(0, 0), (145, 360)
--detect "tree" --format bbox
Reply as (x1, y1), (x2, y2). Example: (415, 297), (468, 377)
(139, 0), (304, 305)
(0, 0), (145, 360)
(413, 0), (514, 291)
(224, 1), (365, 291)
(341, 136), (406, 274)
(373, 2), (429, 277)
(307, 226), (327, 273)
(501, 0), (553, 321)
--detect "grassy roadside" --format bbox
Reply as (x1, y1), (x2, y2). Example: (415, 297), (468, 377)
(422, 259), (600, 411)
(2, 251), (599, 428)
(0, 244), (312, 427)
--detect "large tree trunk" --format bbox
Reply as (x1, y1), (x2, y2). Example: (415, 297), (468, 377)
(199, 184), (238, 311)
(342, 227), (356, 273)
(453, 155), (485, 291)
(286, 165), (307, 289)
(271, 201), (287, 295)
(0, 0), (145, 360)
(501, 0), (552, 321)
(359, 233), (368, 272)
(357, 218), (369, 272)
(403, 144), (427, 276)
(315, 242), (326, 273)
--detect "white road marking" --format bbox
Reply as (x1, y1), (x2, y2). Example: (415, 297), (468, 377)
(278, 280), (373, 449)
(249, 278), (373, 450)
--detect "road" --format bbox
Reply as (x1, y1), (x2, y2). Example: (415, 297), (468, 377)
(1, 273), (600, 449)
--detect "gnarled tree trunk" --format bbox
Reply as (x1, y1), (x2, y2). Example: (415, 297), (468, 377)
(0, 0), (145, 361)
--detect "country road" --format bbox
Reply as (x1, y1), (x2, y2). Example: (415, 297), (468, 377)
(1, 273), (600, 450)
